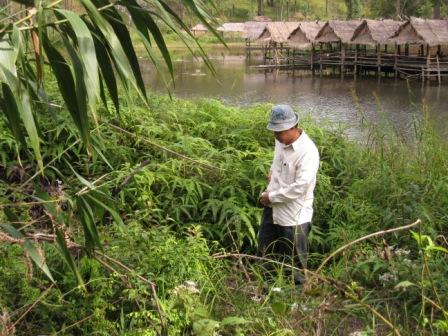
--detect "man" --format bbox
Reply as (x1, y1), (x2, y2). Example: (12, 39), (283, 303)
(258, 104), (319, 285)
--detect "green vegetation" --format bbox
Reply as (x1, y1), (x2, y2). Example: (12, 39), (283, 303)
(1, 0), (447, 335)
(177, 0), (448, 22)
(1, 94), (447, 335)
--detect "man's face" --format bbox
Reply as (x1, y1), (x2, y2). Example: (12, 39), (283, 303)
(274, 127), (296, 145)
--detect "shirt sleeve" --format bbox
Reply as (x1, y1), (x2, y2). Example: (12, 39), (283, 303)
(268, 148), (319, 204)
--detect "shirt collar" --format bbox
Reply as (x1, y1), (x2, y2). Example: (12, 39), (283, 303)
(283, 131), (305, 151)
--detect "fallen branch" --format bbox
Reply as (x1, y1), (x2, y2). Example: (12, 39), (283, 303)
(316, 219), (421, 273)
(0, 231), (167, 336)
(213, 252), (401, 336)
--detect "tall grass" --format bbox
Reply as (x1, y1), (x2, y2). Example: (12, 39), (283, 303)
(0, 94), (447, 334)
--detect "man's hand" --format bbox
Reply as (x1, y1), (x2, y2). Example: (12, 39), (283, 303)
(259, 191), (271, 206)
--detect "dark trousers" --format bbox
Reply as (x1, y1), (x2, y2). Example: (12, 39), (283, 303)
(257, 207), (311, 284)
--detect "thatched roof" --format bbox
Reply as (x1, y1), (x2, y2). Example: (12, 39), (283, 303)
(351, 19), (402, 45)
(258, 21), (300, 44)
(288, 21), (325, 46)
(243, 21), (268, 40)
(389, 17), (448, 46)
(191, 23), (208, 32)
(217, 22), (245, 33)
(315, 20), (362, 43)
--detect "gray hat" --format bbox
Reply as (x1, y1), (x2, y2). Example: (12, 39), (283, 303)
(267, 104), (298, 132)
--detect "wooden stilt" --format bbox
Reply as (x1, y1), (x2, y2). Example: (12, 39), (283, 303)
(426, 44), (430, 83)
(377, 43), (381, 79)
(394, 42), (398, 80)
(319, 43), (323, 75)
(311, 43), (315, 76)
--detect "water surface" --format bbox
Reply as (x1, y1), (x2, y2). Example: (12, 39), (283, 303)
(140, 48), (448, 138)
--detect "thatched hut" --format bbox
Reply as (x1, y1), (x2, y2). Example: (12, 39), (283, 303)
(390, 17), (448, 47)
(191, 23), (208, 36)
(258, 22), (300, 44)
(217, 22), (245, 38)
(288, 21), (325, 47)
(351, 19), (402, 45)
(388, 17), (448, 57)
(243, 21), (268, 41)
(315, 20), (362, 44)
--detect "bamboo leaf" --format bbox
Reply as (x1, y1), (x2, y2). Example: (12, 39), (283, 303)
(91, 0), (147, 101)
(0, 65), (42, 171)
(88, 24), (120, 114)
(0, 223), (55, 283)
(0, 83), (25, 146)
(54, 225), (85, 288)
(153, 0), (217, 75)
(55, 9), (100, 116)
(78, 197), (102, 250)
(42, 34), (87, 143)
(80, 0), (144, 101)
(85, 192), (124, 229)
(123, 0), (173, 82)
(61, 34), (90, 146)
(63, 158), (95, 190)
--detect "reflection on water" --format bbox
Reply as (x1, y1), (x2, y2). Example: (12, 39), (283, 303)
(140, 49), (448, 138)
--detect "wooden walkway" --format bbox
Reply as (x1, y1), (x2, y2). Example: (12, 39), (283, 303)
(248, 46), (448, 83)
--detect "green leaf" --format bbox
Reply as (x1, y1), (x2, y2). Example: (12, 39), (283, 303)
(0, 65), (42, 171)
(85, 192), (125, 229)
(63, 158), (95, 190)
(80, 0), (144, 101)
(78, 196), (102, 250)
(394, 280), (415, 290)
(0, 223), (54, 282)
(55, 9), (100, 116)
(1, 83), (25, 146)
(54, 225), (85, 288)
(221, 316), (250, 326)
(61, 34), (90, 146)
(88, 24), (120, 114)
(192, 319), (220, 336)
(123, 1), (173, 82)
(42, 33), (89, 145)
(271, 301), (288, 315)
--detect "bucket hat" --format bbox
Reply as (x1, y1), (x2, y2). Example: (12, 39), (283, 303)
(267, 104), (298, 132)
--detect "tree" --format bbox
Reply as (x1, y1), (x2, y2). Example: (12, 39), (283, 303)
(345, 0), (361, 19)
(433, 0), (441, 18)
(0, 0), (220, 292)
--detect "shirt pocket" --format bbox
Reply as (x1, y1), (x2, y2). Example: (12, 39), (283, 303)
(280, 162), (295, 184)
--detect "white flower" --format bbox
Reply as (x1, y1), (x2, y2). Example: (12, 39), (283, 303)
(250, 295), (262, 303)
(291, 302), (299, 312)
(271, 287), (282, 293)
(395, 249), (411, 257)
(379, 272), (397, 284)
(172, 280), (200, 295)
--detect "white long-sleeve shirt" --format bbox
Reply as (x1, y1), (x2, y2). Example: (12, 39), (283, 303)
(267, 131), (319, 226)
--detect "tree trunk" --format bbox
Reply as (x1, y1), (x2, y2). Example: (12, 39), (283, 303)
(434, 0), (441, 19)
(257, 0), (263, 15)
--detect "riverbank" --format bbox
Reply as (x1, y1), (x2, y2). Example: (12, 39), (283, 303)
(0, 95), (447, 335)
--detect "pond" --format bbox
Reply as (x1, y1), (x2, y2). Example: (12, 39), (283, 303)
(140, 47), (448, 139)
